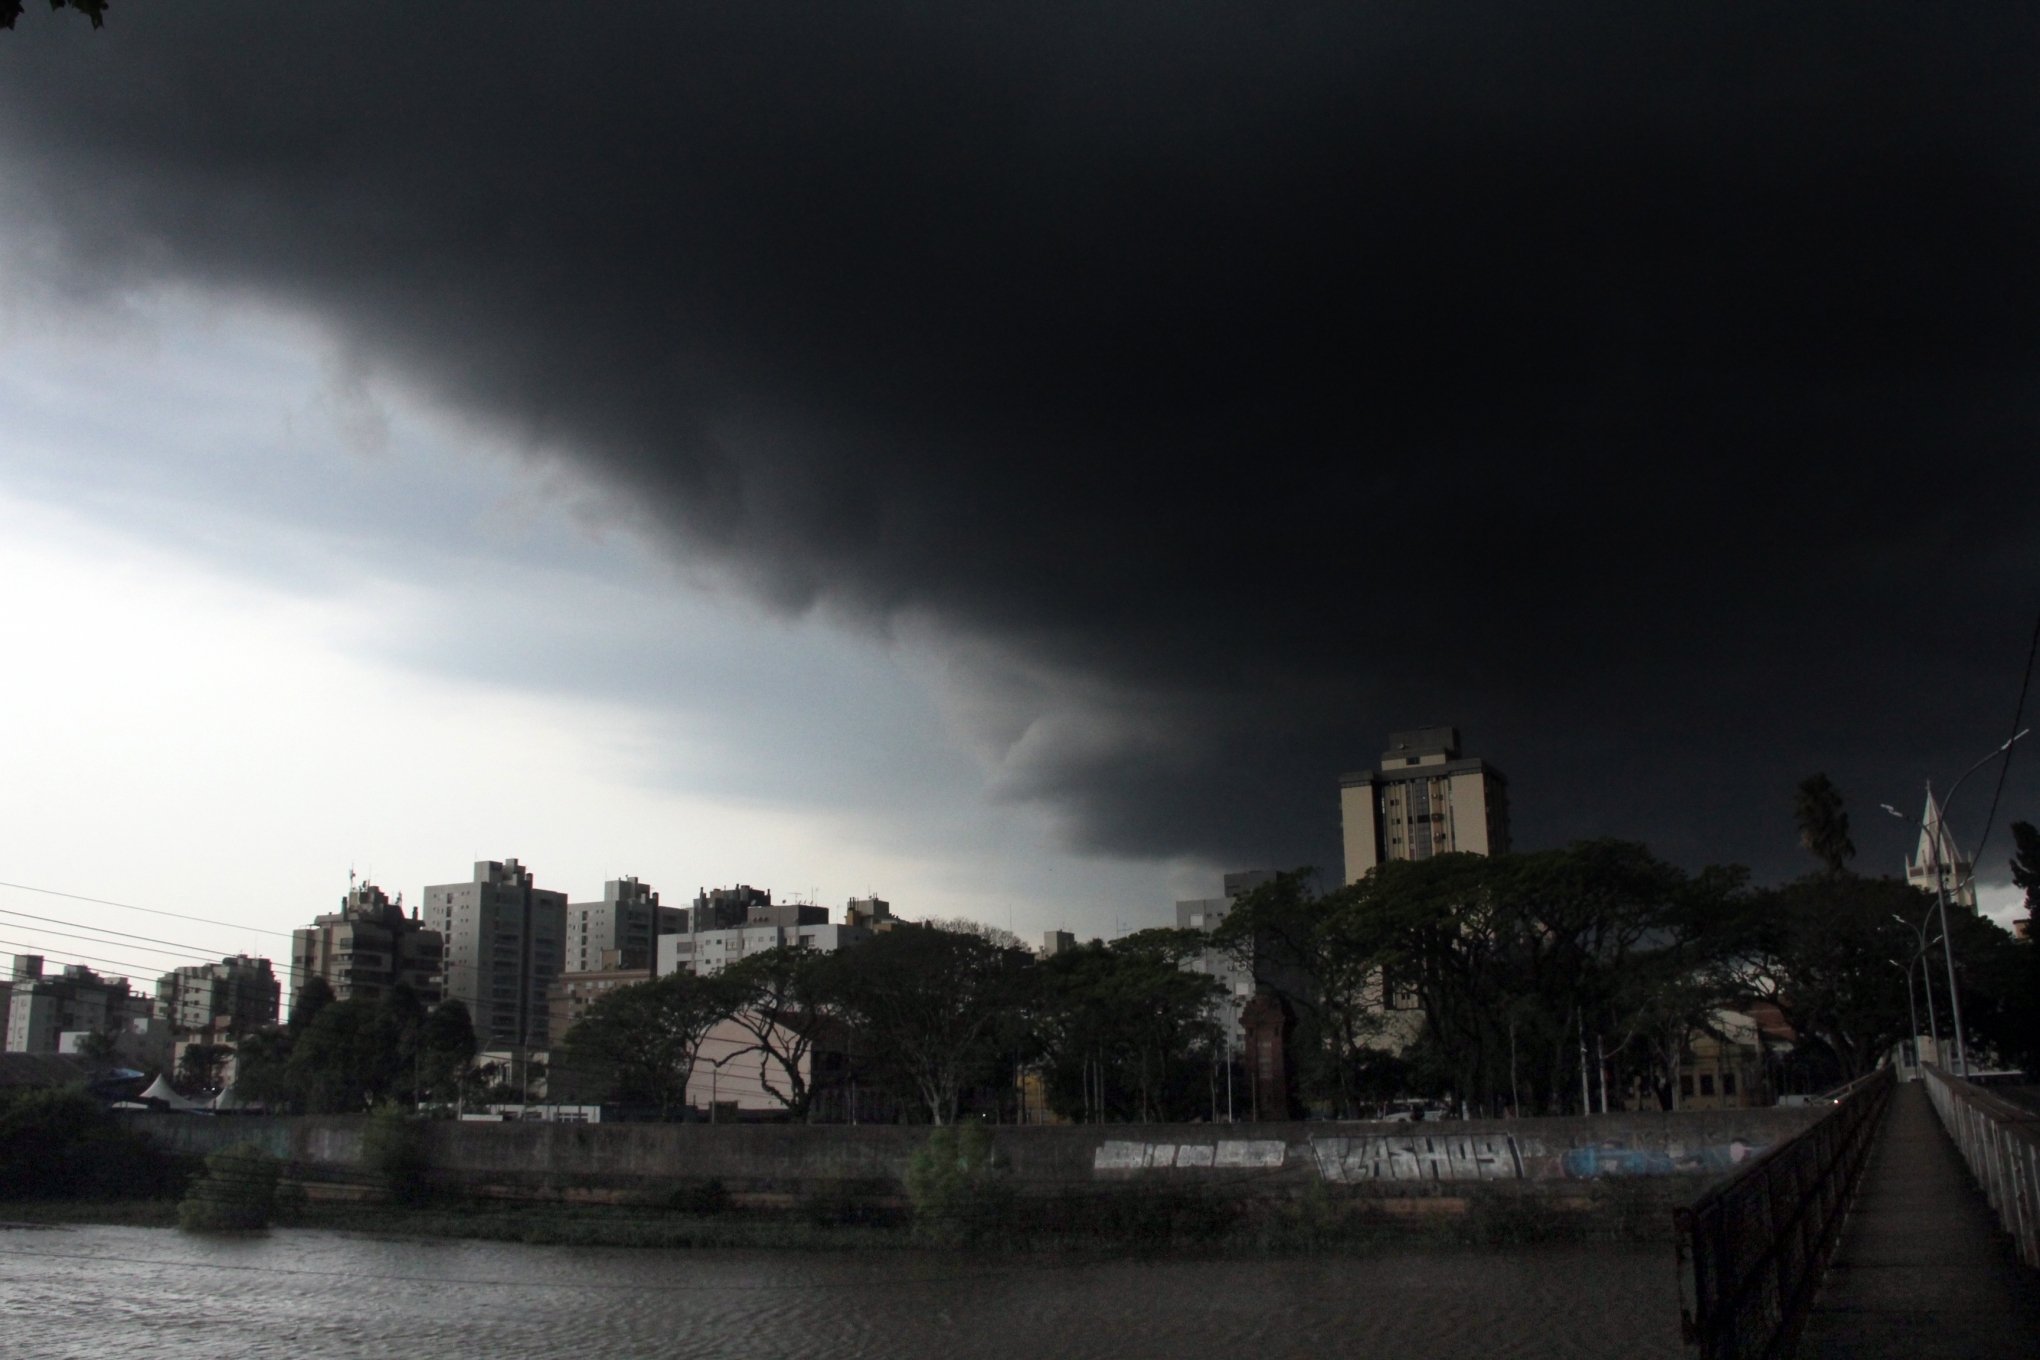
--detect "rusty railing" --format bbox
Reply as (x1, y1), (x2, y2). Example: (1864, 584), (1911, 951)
(1673, 1064), (1893, 1360)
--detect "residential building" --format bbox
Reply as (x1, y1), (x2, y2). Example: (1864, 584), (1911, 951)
(1340, 727), (1510, 884)
(1905, 786), (1978, 912)
(567, 876), (682, 976)
(5, 957), (134, 1055)
(656, 892), (871, 977)
(1175, 869), (1277, 1046)
(291, 879), (444, 1014)
(547, 951), (650, 1049)
(423, 859), (567, 1051)
(155, 955), (280, 1039)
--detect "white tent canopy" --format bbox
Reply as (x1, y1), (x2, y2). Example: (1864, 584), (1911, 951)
(137, 1073), (207, 1111)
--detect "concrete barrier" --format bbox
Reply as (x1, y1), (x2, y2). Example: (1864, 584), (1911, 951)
(123, 1104), (1820, 1205)
(1922, 1065), (2040, 1268)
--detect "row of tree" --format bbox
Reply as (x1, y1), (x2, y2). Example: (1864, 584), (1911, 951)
(552, 920), (1227, 1125)
(228, 979), (481, 1114)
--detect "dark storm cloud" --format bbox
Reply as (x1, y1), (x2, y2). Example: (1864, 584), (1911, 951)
(5, 4), (2038, 879)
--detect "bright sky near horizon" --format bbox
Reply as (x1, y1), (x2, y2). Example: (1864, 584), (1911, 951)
(0, 293), (1205, 988)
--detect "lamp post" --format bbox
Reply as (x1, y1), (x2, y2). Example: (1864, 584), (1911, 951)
(1881, 727), (2030, 1079)
(1887, 957), (1920, 1077)
(1890, 913), (1941, 1067)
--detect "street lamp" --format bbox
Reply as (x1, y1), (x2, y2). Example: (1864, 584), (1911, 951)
(1887, 957), (1920, 1077)
(1880, 726), (2030, 1078)
(1889, 913), (1941, 1067)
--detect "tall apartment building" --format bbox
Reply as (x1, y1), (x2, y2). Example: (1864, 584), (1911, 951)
(1340, 727), (1510, 883)
(156, 955), (280, 1038)
(1905, 787), (1978, 912)
(292, 880), (444, 1015)
(423, 859), (566, 1051)
(5, 956), (136, 1055)
(568, 876), (683, 975)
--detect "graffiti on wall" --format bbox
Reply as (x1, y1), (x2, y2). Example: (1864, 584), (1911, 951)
(1311, 1133), (1524, 1183)
(1559, 1139), (1763, 1179)
(1093, 1139), (1286, 1172)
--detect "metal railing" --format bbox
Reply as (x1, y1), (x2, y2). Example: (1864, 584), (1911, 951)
(1674, 1065), (1893, 1360)
(1921, 1065), (2040, 1268)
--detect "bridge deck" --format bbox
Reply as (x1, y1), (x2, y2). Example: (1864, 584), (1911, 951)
(1797, 1079), (2040, 1357)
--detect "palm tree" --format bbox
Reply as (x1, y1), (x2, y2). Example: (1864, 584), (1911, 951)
(1795, 773), (1856, 876)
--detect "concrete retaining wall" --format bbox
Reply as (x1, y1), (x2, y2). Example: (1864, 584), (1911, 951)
(124, 1104), (1820, 1204)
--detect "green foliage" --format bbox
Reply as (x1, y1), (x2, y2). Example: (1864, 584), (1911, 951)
(1218, 846), (1752, 1116)
(555, 970), (735, 1114)
(1749, 873), (1924, 1080)
(178, 1143), (278, 1232)
(1033, 932), (1224, 1122)
(2010, 821), (2040, 914)
(288, 975), (336, 1035)
(904, 1122), (1009, 1244)
(714, 947), (836, 1119)
(830, 925), (1034, 1124)
(362, 1104), (431, 1205)
(0, 1089), (176, 1201)
(175, 1042), (232, 1097)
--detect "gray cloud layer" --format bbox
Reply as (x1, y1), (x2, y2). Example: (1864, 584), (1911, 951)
(4, 5), (2038, 878)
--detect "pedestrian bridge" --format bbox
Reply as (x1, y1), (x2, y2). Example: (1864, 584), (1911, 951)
(1678, 1065), (2040, 1358)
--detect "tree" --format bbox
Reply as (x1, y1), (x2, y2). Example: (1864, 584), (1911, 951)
(1, 2), (106, 31)
(713, 946), (839, 1121)
(555, 970), (735, 1116)
(830, 923), (1033, 1124)
(1795, 773), (1856, 876)
(415, 999), (478, 1103)
(175, 1042), (232, 1097)
(1748, 874), (1919, 1081)
(1033, 931), (1223, 1123)
(230, 1027), (296, 1111)
(2010, 820), (2040, 916)
(288, 976), (335, 1036)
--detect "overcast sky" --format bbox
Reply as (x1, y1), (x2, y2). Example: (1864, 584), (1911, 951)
(1, 6), (2035, 988)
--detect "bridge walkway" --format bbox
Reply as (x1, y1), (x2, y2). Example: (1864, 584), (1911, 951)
(1796, 1079), (2040, 1357)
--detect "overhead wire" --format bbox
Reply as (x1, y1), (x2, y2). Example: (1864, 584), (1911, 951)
(1966, 603), (2040, 879)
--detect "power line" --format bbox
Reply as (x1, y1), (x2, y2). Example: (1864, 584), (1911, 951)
(0, 879), (291, 938)
(1969, 603), (2040, 879)
(0, 906), (231, 962)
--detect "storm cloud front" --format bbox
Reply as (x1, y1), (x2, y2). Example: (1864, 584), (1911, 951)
(3, 5), (2037, 881)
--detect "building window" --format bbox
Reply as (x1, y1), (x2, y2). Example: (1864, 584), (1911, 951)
(1699, 1074), (1716, 1096)
(1680, 1075), (1694, 1098)
(1722, 1073), (1736, 1096)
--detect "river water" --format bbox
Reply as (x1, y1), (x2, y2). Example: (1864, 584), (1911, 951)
(0, 1224), (1686, 1359)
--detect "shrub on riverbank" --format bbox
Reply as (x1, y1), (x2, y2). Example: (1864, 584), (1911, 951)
(0, 1090), (179, 1201)
(363, 1104), (431, 1205)
(178, 1142), (279, 1232)
(905, 1123), (1012, 1245)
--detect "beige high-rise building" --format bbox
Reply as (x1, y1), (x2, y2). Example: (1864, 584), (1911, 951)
(1340, 727), (1510, 884)
(291, 880), (444, 1015)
